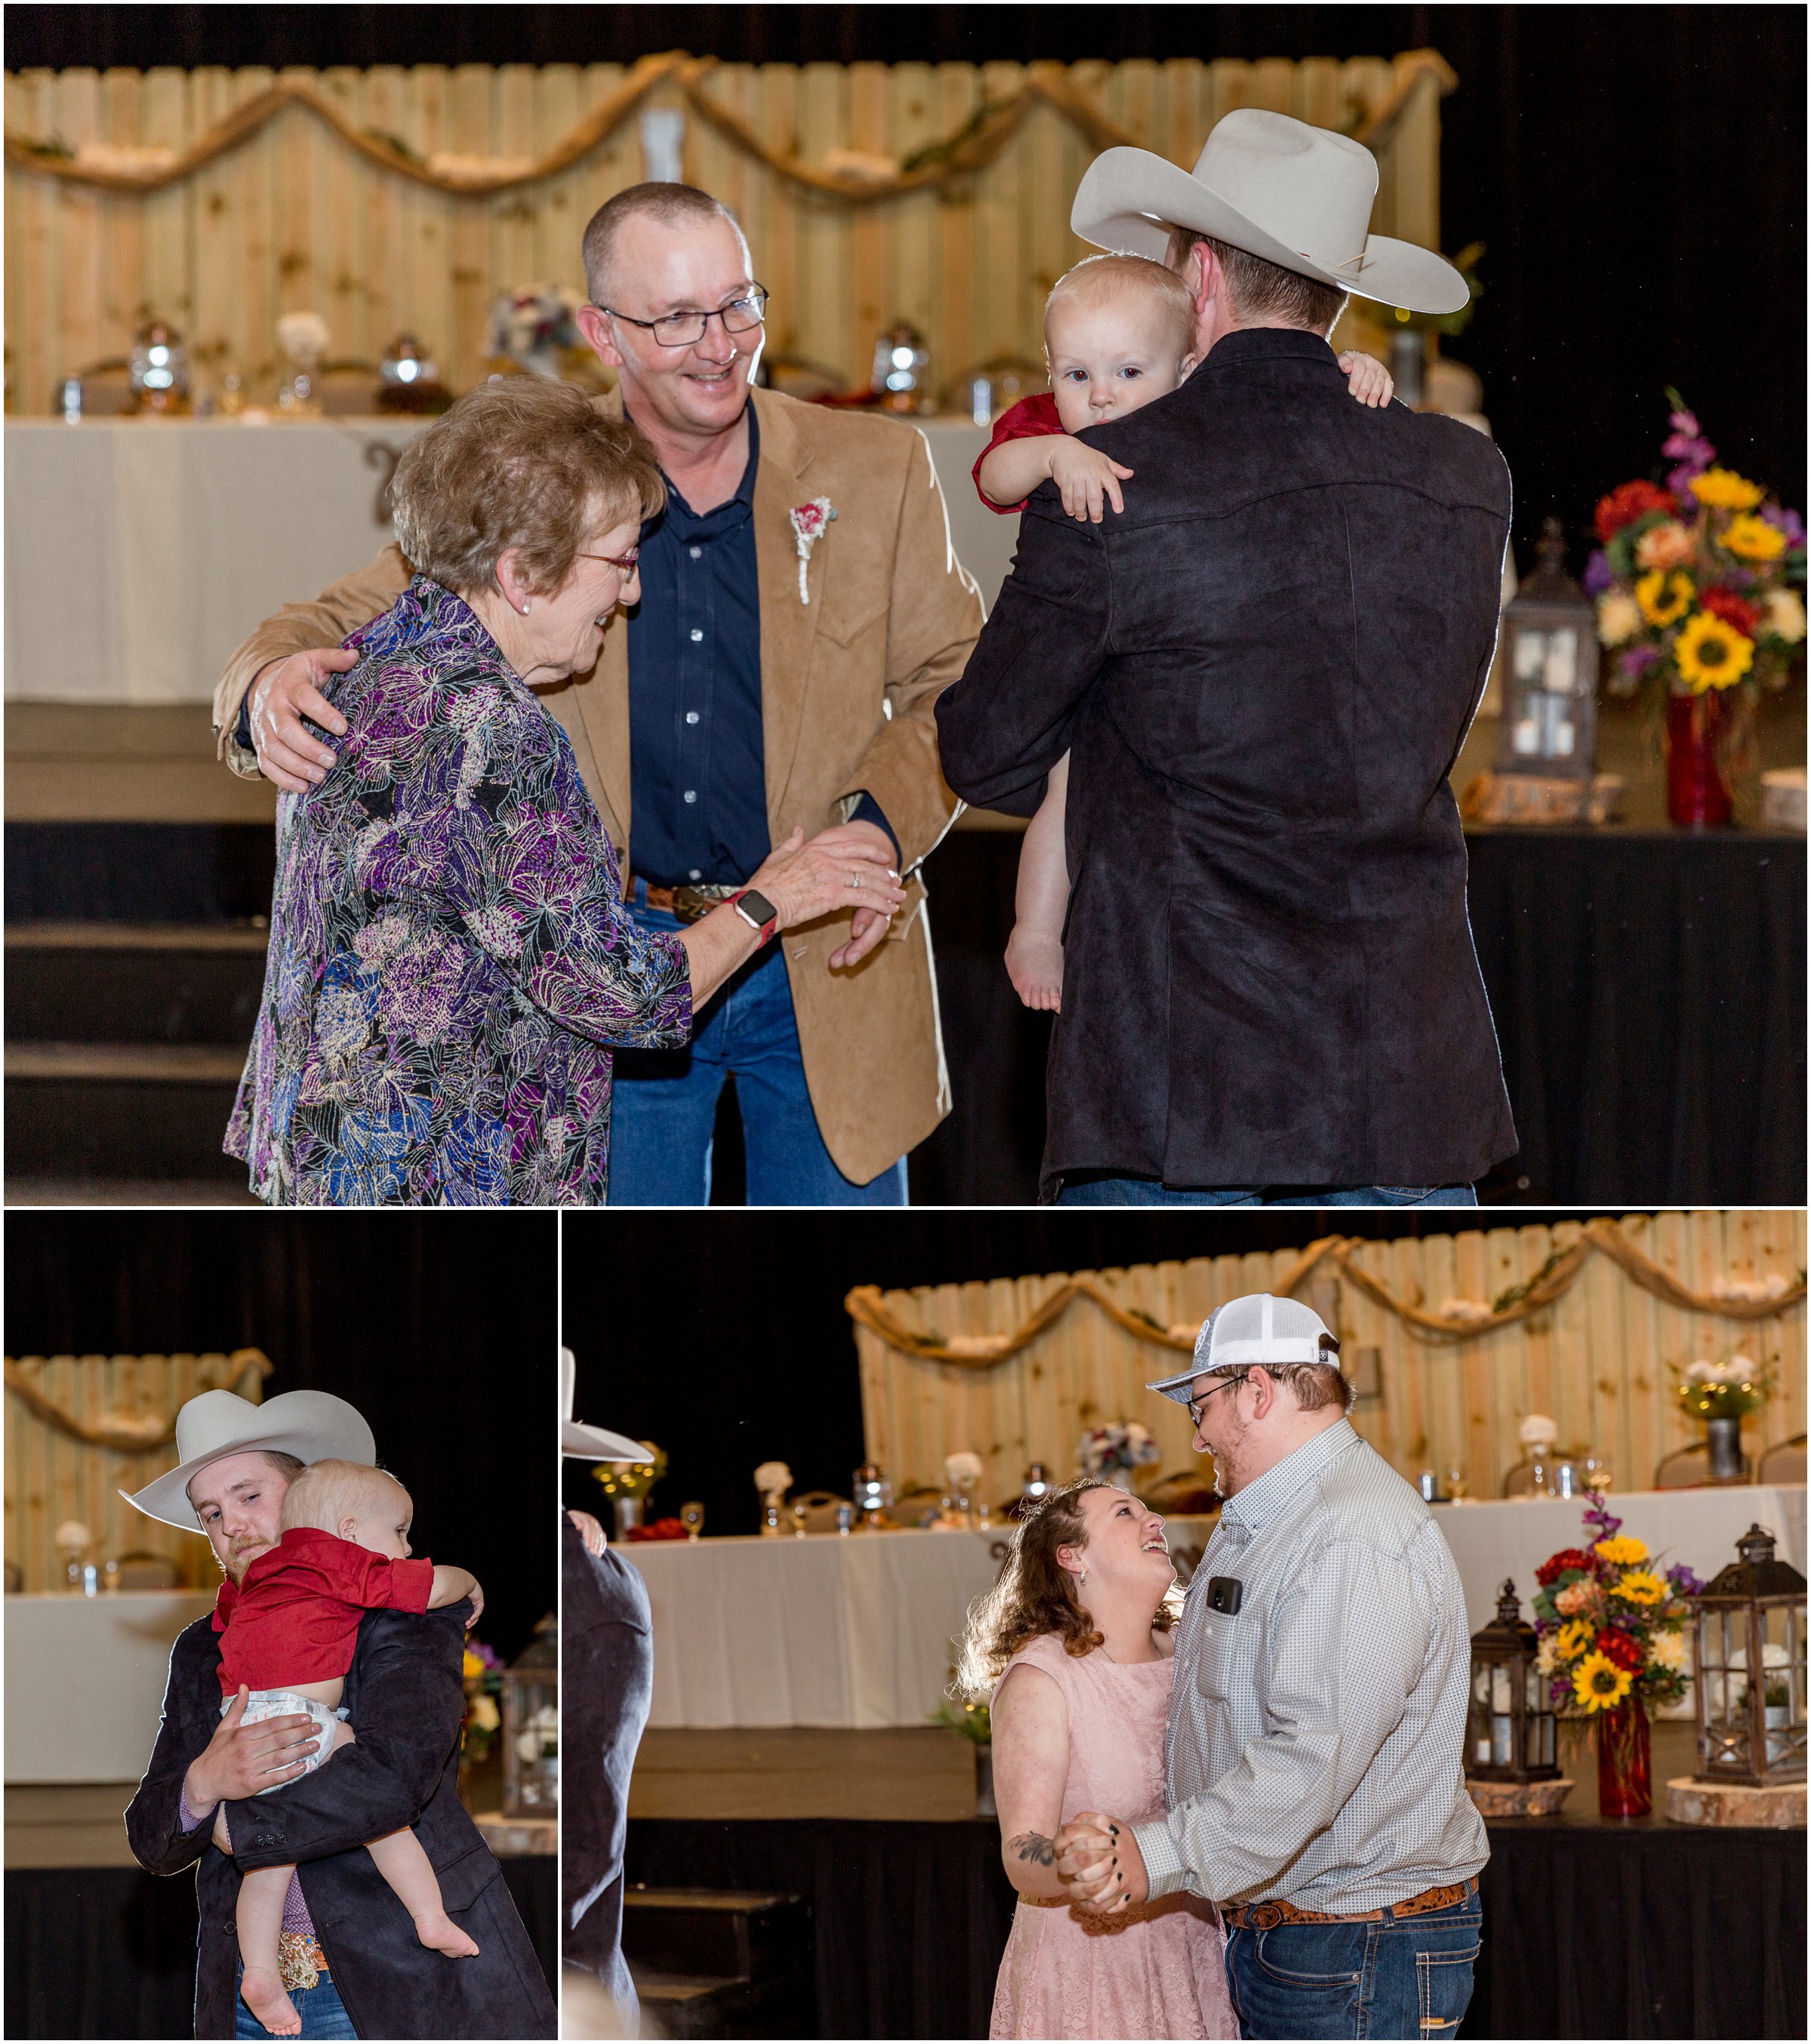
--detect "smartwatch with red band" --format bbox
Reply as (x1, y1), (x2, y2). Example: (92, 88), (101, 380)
(727, 888), (779, 946)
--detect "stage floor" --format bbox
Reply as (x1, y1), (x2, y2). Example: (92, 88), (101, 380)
(629, 1727), (978, 1822)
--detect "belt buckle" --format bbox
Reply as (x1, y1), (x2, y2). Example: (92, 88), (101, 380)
(277, 1931), (325, 1993)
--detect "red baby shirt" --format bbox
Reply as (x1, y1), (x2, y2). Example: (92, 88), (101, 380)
(971, 393), (1064, 513)
(213, 1525), (435, 1694)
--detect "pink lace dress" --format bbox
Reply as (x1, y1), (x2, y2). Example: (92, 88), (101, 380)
(990, 1633), (1234, 2040)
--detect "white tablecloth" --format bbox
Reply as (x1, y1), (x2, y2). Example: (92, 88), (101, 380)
(624, 1485), (1808, 1731)
(4, 416), (1011, 704)
(5, 1589), (214, 1782)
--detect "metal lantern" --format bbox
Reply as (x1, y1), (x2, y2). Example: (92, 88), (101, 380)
(871, 322), (930, 413)
(501, 1615), (559, 1820)
(1692, 1524), (1807, 1787)
(1493, 516), (1600, 778)
(852, 1464), (892, 1526)
(128, 318), (190, 413)
(1467, 1579), (1560, 1780)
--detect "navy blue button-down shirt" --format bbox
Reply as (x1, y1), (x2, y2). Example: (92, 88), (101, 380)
(625, 404), (895, 890)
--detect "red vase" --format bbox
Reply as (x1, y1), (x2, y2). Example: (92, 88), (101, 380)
(1595, 1695), (1652, 1817)
(1665, 691), (1732, 827)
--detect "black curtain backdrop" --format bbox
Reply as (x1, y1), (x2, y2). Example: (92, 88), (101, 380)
(560, 1207), (1625, 1535)
(5, 6), (1803, 562)
(4, 1213), (558, 1661)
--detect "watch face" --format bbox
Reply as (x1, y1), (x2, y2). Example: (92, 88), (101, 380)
(742, 889), (778, 928)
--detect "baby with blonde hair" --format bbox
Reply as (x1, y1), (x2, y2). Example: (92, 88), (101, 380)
(214, 1458), (482, 2036)
(973, 252), (1392, 1009)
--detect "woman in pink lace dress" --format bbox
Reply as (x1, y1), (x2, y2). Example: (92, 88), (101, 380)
(957, 1480), (1235, 2040)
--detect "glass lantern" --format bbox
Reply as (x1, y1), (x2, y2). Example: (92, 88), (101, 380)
(128, 319), (190, 414)
(501, 1615), (559, 1820)
(872, 322), (930, 414)
(1692, 1524), (1807, 1787)
(1467, 1580), (1560, 1780)
(1492, 517), (1600, 778)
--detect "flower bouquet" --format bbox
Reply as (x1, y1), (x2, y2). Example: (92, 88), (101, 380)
(1588, 392), (1806, 824)
(486, 282), (589, 382)
(460, 1639), (504, 1772)
(1531, 1496), (1701, 1816)
(590, 1441), (666, 1538)
(1077, 1421), (1160, 1488)
(1677, 1354), (1774, 1481)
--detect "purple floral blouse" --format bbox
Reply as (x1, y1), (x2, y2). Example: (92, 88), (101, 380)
(226, 575), (693, 1205)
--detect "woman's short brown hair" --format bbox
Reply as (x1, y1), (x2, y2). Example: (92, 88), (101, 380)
(391, 376), (666, 599)
(952, 1479), (1181, 1704)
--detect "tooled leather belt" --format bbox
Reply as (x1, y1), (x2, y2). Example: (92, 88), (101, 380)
(1225, 1876), (1477, 1930)
(630, 877), (741, 925)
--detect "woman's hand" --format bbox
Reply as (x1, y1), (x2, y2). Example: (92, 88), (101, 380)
(568, 1510), (608, 1556)
(1047, 439), (1136, 523)
(747, 827), (906, 945)
(1336, 351), (1394, 408)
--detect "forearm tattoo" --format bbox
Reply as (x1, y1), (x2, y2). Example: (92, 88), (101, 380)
(1008, 1831), (1055, 1867)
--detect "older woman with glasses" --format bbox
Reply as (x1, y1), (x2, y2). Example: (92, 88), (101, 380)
(226, 377), (901, 1205)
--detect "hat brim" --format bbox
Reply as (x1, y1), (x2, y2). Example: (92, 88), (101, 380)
(120, 1393), (376, 1534)
(1071, 146), (1469, 317)
(562, 1420), (650, 1462)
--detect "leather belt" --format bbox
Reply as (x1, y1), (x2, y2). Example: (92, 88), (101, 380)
(630, 878), (740, 925)
(1226, 1876), (1477, 1931)
(277, 1931), (330, 1992)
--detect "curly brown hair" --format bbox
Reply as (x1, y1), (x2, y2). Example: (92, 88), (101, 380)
(953, 1478), (1179, 1704)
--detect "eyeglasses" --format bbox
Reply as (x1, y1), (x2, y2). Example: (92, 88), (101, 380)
(594, 287), (770, 349)
(575, 548), (641, 574)
(1187, 1372), (1251, 1429)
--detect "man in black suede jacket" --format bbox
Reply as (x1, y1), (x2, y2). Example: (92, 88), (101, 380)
(936, 112), (1518, 1205)
(122, 1391), (556, 2040)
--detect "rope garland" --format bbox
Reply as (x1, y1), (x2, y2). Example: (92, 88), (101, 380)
(5, 49), (1455, 202)
(844, 1219), (1805, 1366)
(2, 1350), (273, 1451)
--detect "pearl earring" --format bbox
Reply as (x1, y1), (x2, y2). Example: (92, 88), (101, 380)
(1078, 1568), (1088, 1586)
(520, 600), (531, 614)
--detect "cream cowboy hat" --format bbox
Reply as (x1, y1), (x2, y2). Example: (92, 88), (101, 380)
(1071, 108), (1468, 317)
(561, 1347), (647, 1461)
(120, 1389), (375, 1533)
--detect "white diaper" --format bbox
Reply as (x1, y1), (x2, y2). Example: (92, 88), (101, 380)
(224, 1688), (350, 1796)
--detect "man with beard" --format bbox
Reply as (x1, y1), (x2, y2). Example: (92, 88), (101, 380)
(123, 1389), (556, 2040)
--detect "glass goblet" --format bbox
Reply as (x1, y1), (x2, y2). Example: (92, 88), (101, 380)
(680, 1501), (705, 1543)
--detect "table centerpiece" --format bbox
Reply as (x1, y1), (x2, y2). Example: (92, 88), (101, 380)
(1530, 1495), (1702, 1816)
(1676, 1353), (1776, 1482)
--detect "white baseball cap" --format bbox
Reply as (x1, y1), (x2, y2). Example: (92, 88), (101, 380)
(1147, 1294), (1339, 1404)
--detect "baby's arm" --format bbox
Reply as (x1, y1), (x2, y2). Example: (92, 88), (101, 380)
(979, 437), (1135, 524)
(1335, 351), (1395, 407)
(1006, 753), (1070, 1012)
(427, 1563), (479, 1610)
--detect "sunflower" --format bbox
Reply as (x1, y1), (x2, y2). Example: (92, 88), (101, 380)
(1554, 1618), (1596, 1660)
(1674, 611), (1754, 692)
(1636, 569), (1694, 626)
(1593, 1535), (1649, 1567)
(1613, 1569), (1668, 1606)
(1572, 1652), (1635, 1713)
(1723, 513), (1788, 563)
(1689, 468), (1763, 511)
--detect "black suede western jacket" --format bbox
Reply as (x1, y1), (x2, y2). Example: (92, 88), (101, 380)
(124, 1600), (557, 2040)
(935, 326), (1519, 1199)
(560, 1513), (653, 2021)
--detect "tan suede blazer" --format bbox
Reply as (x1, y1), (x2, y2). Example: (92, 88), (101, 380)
(213, 386), (983, 1185)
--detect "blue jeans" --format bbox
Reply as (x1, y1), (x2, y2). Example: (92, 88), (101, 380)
(234, 1970), (359, 2039)
(1224, 1893), (1482, 2039)
(607, 894), (907, 1206)
(1058, 1179), (1479, 1208)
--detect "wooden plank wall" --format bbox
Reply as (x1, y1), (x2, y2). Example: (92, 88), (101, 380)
(854, 1211), (1809, 1507)
(4, 1354), (264, 1590)
(5, 56), (1440, 414)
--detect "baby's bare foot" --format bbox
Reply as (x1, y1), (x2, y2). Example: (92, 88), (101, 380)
(414, 1908), (480, 1959)
(1006, 928), (1064, 1013)
(239, 1969), (301, 2036)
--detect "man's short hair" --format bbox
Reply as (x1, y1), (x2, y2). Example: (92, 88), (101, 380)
(279, 1458), (408, 1536)
(1165, 226), (1349, 337)
(1045, 253), (1197, 364)
(186, 1447), (303, 1507)
(581, 182), (749, 306)
(1261, 1361), (1356, 1414)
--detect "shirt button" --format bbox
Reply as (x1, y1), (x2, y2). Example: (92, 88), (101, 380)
(688, 546), (702, 560)
(683, 790), (698, 804)
(689, 628), (704, 642)
(688, 868), (702, 881)
(685, 711), (700, 725)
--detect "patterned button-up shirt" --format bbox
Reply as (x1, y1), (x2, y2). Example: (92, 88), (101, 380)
(1132, 1419), (1488, 1913)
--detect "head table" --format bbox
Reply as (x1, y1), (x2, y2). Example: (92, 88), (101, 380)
(622, 1484), (1806, 1731)
(2, 415), (1013, 705)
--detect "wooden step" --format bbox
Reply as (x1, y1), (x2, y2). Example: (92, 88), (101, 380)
(5, 1044), (245, 1180)
(6, 923), (267, 1044)
(622, 1885), (808, 1987)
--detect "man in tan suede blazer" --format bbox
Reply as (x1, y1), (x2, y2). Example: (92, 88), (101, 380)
(213, 183), (981, 1203)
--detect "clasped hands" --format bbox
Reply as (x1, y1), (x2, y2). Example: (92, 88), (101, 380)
(1054, 1809), (1148, 1914)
